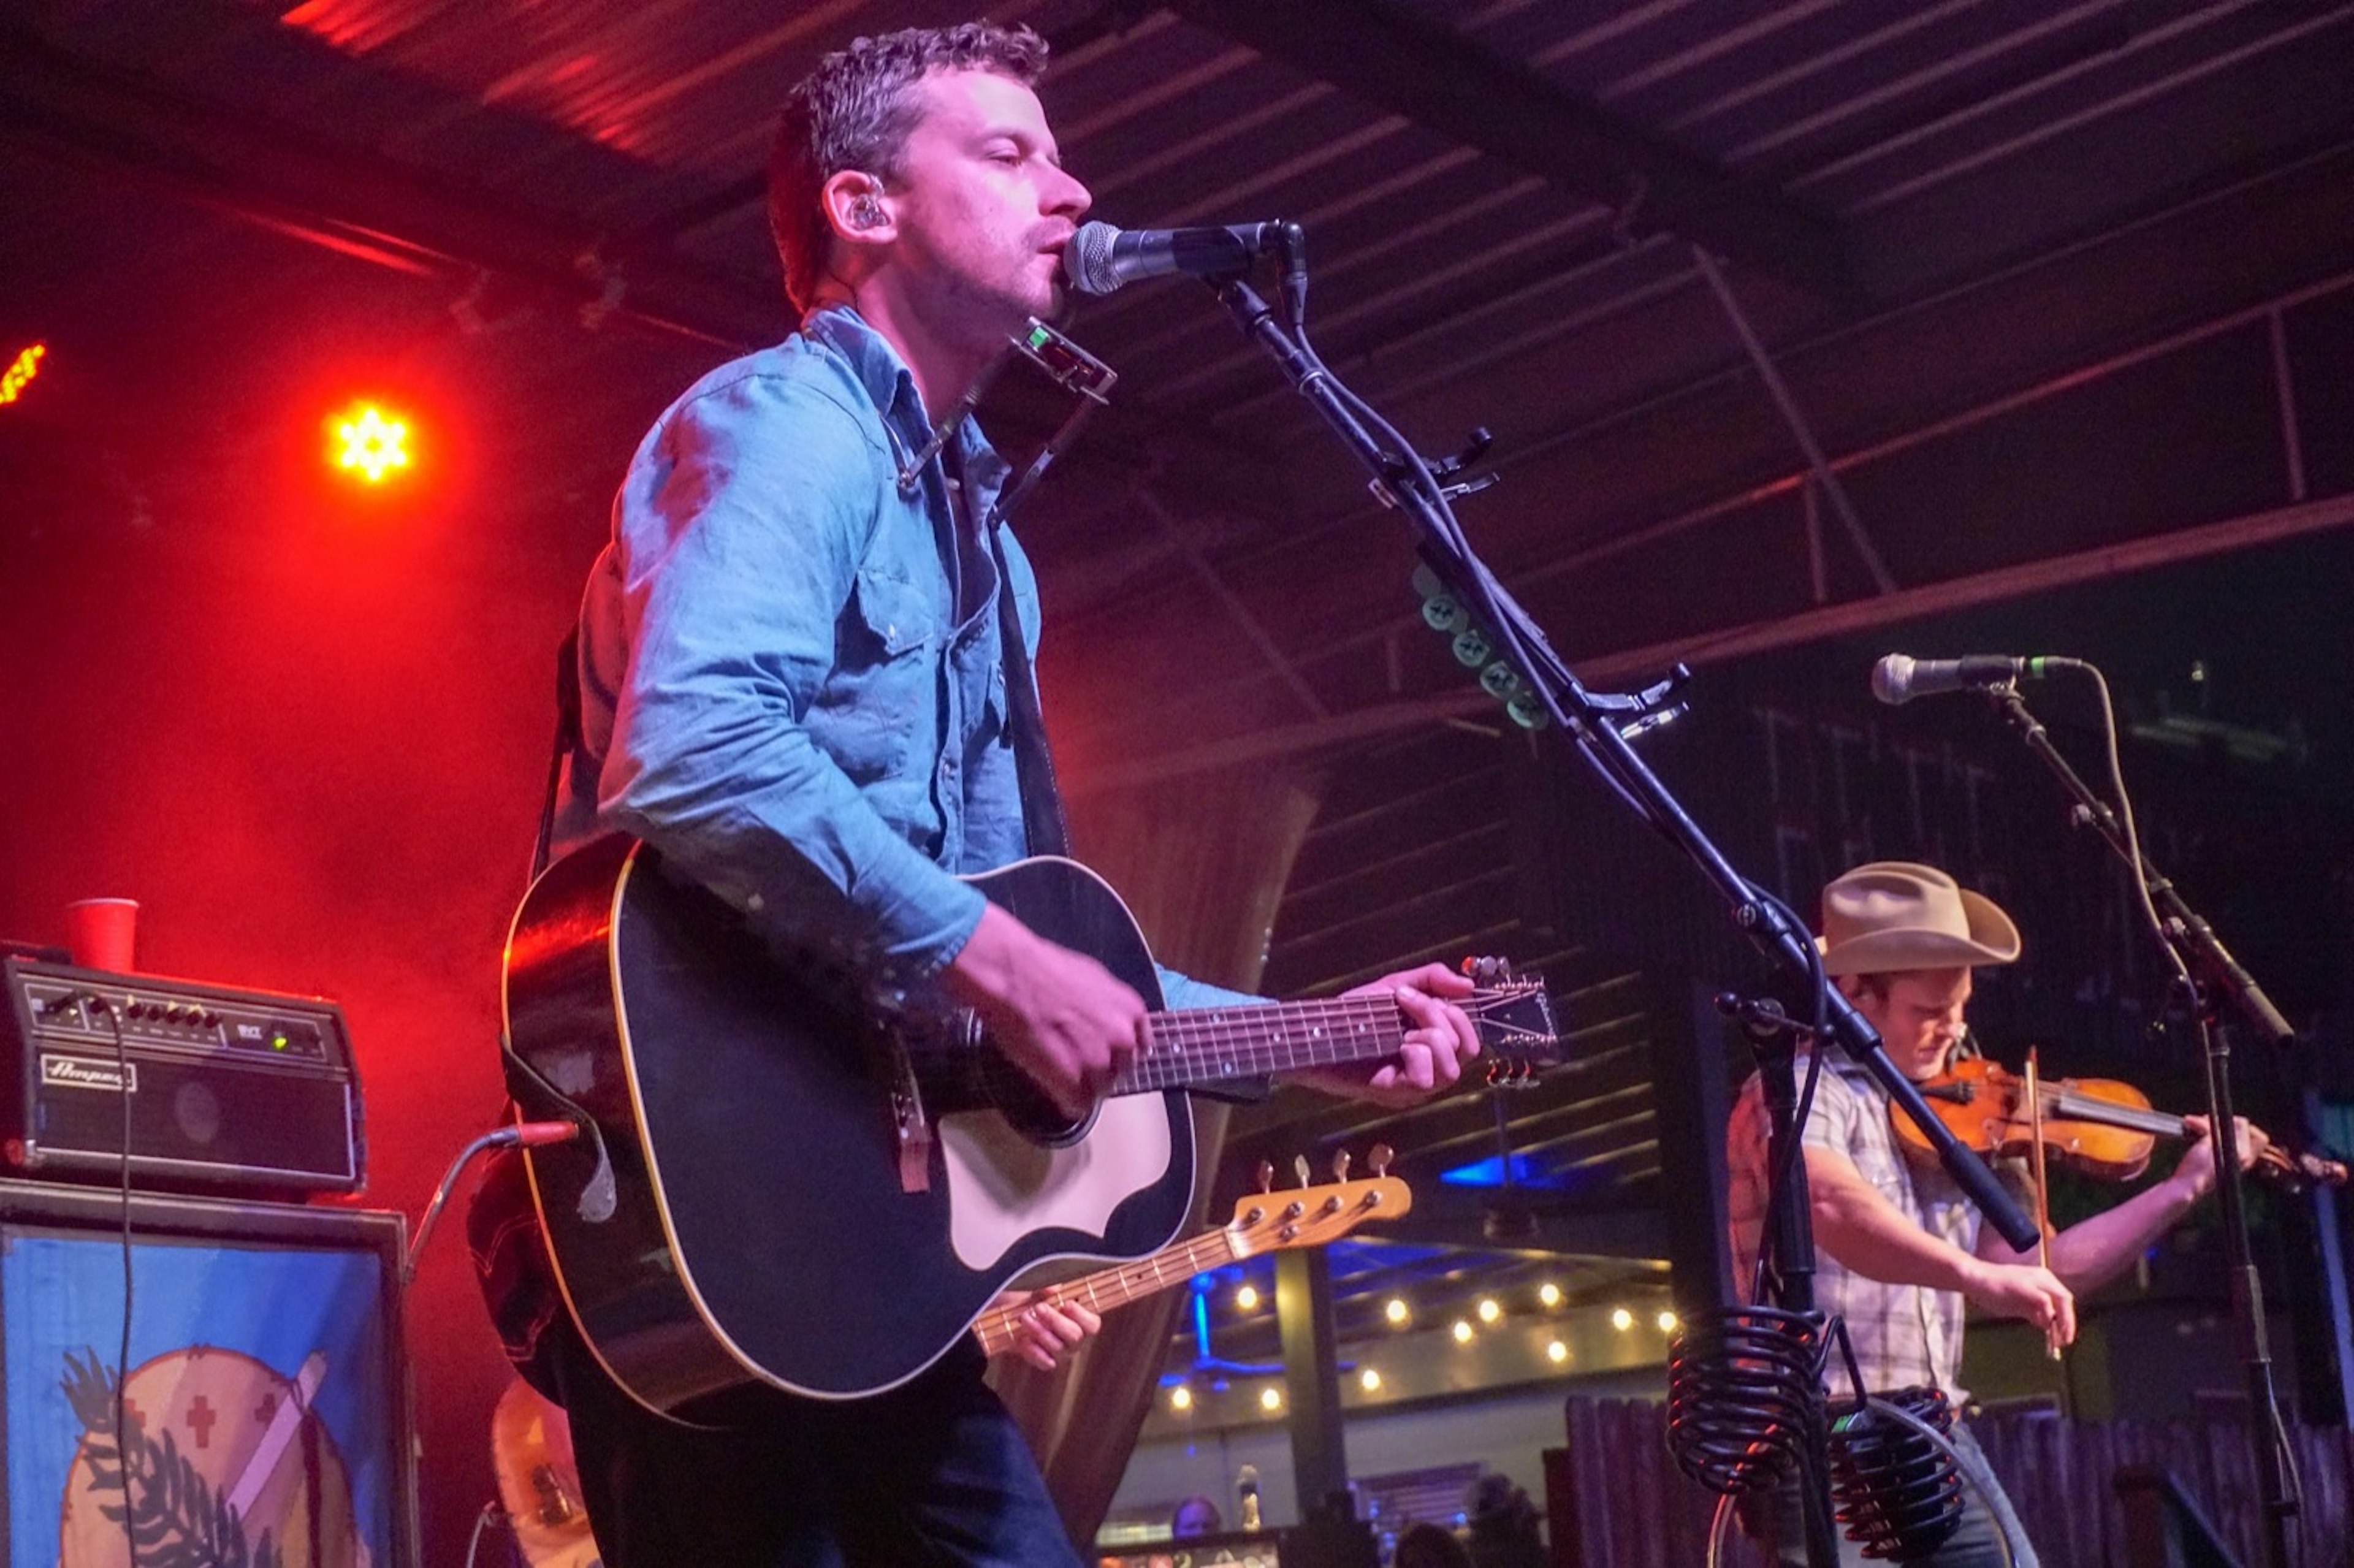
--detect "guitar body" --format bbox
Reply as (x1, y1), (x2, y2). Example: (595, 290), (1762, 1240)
(502, 835), (1195, 1414)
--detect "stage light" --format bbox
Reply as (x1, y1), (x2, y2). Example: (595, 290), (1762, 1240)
(1547, 1339), (1570, 1364)
(1657, 1309), (1680, 1334)
(1, 343), (45, 406)
(1476, 1298), (1501, 1325)
(1610, 1307), (1635, 1332)
(1259, 1387), (1282, 1411)
(1360, 1368), (1382, 1392)
(1384, 1297), (1410, 1326)
(1538, 1282), (1563, 1308)
(1235, 1284), (1259, 1312)
(1170, 1385), (1193, 1412)
(332, 401), (413, 484)
(1451, 1320), (1474, 1344)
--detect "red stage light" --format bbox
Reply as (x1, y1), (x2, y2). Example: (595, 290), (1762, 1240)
(1, 343), (47, 406)
(330, 401), (413, 484)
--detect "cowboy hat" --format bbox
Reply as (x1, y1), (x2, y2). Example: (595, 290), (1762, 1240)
(1818, 861), (2021, 976)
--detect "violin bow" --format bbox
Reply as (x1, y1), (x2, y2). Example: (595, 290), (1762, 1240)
(2025, 1046), (2062, 1362)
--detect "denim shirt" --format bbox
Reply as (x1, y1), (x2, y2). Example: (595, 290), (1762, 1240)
(554, 306), (1252, 1014)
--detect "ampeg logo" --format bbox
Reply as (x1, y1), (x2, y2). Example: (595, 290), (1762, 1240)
(41, 1055), (137, 1094)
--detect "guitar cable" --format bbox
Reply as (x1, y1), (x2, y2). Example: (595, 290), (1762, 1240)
(72, 989), (142, 1568)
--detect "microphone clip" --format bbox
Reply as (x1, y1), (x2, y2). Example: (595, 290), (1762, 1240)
(1428, 427), (1500, 500)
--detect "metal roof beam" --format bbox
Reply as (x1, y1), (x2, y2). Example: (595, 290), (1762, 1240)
(1164, 0), (1851, 300)
(0, 26), (787, 351)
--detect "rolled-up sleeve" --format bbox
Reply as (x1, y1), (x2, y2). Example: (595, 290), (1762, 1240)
(598, 372), (984, 986)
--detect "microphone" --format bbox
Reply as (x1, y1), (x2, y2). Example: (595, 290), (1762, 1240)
(1062, 220), (1287, 296)
(1870, 653), (2054, 705)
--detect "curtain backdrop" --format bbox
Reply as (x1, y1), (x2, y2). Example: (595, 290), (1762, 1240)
(986, 763), (1324, 1549)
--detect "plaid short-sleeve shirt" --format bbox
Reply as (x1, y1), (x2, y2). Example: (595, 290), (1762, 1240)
(1727, 1053), (1979, 1401)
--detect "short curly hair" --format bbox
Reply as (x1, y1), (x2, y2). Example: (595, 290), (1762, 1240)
(768, 21), (1050, 314)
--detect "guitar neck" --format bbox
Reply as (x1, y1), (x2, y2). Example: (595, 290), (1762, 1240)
(973, 1227), (1242, 1356)
(1119, 995), (1413, 1094)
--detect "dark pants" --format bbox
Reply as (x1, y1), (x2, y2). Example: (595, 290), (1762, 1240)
(558, 1336), (1082, 1568)
(1746, 1425), (2038, 1567)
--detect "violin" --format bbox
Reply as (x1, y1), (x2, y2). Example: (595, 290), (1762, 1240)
(1892, 1056), (2348, 1192)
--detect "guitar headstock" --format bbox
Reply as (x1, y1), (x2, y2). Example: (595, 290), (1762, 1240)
(1460, 957), (1563, 1083)
(1225, 1147), (1412, 1257)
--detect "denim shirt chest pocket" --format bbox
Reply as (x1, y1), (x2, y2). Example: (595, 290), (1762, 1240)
(810, 558), (942, 786)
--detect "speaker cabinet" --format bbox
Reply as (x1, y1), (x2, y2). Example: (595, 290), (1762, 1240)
(0, 1179), (417, 1567)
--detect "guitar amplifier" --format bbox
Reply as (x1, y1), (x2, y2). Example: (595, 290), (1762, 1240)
(0, 956), (365, 1197)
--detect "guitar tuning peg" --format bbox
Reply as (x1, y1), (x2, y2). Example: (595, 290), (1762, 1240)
(1331, 1149), (1352, 1183)
(1293, 1154), (1312, 1189)
(1369, 1143), (1393, 1177)
(1255, 1159), (1275, 1195)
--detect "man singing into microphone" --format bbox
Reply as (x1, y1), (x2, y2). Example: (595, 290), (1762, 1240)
(1727, 862), (2266, 1566)
(514, 21), (1482, 1566)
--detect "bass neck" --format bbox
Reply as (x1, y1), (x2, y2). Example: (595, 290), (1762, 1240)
(972, 1227), (1240, 1356)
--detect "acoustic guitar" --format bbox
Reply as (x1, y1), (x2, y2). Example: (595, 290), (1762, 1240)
(502, 835), (1558, 1415)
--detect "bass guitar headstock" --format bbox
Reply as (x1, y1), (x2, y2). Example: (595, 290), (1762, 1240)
(1228, 1145), (1412, 1257)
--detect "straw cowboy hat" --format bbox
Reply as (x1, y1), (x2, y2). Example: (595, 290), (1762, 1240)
(1818, 861), (2021, 976)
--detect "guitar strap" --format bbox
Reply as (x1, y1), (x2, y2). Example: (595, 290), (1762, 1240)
(989, 525), (1072, 860)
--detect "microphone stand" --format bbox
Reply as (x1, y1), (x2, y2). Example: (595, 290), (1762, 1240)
(1206, 267), (2039, 1568)
(1984, 684), (2297, 1568)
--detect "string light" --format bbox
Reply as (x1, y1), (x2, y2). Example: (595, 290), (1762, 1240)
(1360, 1368), (1382, 1393)
(1538, 1282), (1563, 1308)
(1547, 1340), (1570, 1364)
(1260, 1387), (1282, 1411)
(1610, 1307), (1635, 1332)
(1235, 1284), (1260, 1312)
(0, 343), (45, 406)
(1451, 1320), (1474, 1344)
(1384, 1298), (1411, 1326)
(1476, 1298), (1502, 1325)
(1170, 1385), (1193, 1412)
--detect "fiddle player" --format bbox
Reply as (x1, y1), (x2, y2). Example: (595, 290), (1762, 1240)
(1727, 861), (2268, 1566)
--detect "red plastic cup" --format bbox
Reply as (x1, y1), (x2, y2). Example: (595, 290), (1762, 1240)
(64, 898), (138, 972)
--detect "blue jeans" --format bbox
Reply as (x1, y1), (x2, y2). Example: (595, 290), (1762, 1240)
(559, 1336), (1081, 1567)
(1749, 1425), (2039, 1567)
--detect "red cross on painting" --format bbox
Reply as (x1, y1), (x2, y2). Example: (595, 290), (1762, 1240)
(185, 1395), (218, 1450)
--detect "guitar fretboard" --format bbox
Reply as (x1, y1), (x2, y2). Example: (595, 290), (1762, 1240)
(1116, 995), (1415, 1094)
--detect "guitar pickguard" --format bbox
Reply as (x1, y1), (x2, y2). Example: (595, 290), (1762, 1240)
(938, 1094), (1174, 1271)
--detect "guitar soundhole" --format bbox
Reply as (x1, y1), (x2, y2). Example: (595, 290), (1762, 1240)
(978, 1052), (1097, 1147)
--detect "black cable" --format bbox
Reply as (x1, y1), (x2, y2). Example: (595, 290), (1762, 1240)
(1746, 887), (1830, 1292)
(90, 993), (140, 1568)
(1666, 1303), (1828, 1498)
